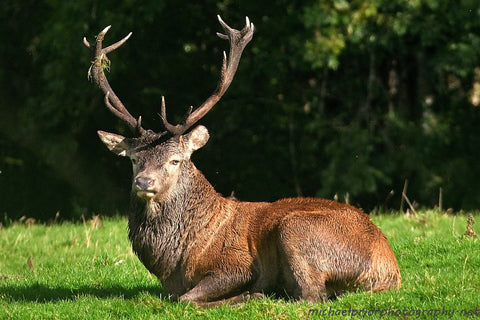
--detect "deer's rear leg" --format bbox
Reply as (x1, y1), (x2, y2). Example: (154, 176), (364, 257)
(286, 263), (329, 303)
(179, 274), (263, 307)
(280, 218), (329, 302)
(279, 242), (329, 302)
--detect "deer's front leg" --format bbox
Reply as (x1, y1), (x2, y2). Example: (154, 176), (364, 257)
(179, 274), (262, 307)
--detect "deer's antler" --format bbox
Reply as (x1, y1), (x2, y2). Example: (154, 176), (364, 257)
(85, 15), (254, 137)
(161, 15), (254, 136)
(84, 26), (145, 135)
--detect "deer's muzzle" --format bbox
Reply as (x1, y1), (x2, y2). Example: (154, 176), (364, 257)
(134, 176), (155, 198)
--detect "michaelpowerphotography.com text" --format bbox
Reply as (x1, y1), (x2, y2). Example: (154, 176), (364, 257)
(307, 306), (480, 319)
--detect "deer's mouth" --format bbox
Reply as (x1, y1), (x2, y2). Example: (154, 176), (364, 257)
(136, 189), (156, 199)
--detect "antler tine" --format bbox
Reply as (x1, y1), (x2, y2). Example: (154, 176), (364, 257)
(104, 31), (132, 54)
(85, 26), (144, 135)
(161, 15), (254, 136)
(160, 96), (178, 134)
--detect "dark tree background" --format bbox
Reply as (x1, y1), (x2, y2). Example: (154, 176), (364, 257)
(1, 0), (480, 220)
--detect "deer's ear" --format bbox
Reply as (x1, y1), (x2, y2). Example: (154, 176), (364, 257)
(182, 125), (209, 155)
(97, 130), (130, 157)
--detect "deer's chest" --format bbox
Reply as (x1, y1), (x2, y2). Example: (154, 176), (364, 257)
(128, 216), (184, 281)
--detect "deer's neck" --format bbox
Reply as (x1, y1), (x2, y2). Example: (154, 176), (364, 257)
(128, 162), (222, 280)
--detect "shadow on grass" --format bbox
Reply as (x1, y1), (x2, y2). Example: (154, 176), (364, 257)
(0, 283), (168, 303)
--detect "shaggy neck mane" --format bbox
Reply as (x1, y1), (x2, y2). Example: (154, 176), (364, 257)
(127, 161), (221, 280)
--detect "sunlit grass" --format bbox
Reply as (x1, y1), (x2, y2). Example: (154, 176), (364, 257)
(1, 211), (479, 319)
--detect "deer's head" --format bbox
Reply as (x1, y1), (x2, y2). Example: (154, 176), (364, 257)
(84, 16), (253, 202)
(97, 126), (209, 201)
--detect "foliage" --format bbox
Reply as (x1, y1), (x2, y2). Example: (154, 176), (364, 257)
(298, 0), (480, 209)
(0, 211), (479, 319)
(1, 0), (480, 219)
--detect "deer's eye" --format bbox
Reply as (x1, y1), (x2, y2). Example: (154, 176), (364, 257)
(131, 158), (138, 165)
(170, 160), (180, 166)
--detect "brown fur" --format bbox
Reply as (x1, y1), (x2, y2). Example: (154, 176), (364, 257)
(98, 127), (401, 307)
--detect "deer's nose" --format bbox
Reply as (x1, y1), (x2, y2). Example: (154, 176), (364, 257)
(135, 176), (154, 191)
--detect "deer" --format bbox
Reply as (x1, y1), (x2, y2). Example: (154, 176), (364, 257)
(83, 15), (401, 307)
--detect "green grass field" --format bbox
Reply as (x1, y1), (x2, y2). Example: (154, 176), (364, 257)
(1, 210), (479, 319)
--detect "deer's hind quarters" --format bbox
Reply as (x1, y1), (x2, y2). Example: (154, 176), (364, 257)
(86, 15), (400, 307)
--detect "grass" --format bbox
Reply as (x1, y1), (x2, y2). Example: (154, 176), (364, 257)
(0, 210), (479, 319)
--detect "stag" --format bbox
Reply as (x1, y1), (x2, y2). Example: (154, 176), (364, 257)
(84, 16), (400, 307)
